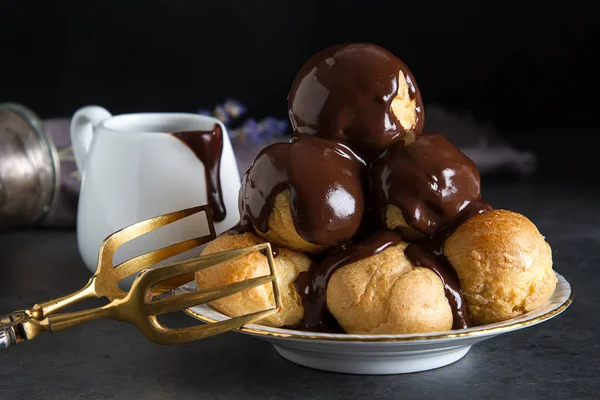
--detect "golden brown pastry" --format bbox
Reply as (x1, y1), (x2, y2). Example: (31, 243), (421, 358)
(255, 190), (328, 254)
(195, 232), (311, 327)
(444, 209), (557, 325)
(326, 241), (453, 334)
(384, 204), (426, 241)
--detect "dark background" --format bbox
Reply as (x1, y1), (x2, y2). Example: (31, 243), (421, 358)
(2, 0), (598, 176)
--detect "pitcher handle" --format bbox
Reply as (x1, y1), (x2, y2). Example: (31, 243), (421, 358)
(70, 106), (112, 172)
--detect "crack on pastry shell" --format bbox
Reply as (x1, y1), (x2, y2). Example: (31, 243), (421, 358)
(391, 71), (419, 131)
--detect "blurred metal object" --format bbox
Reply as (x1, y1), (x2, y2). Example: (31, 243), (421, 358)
(0, 102), (61, 230)
(0, 311), (27, 349)
(0, 204), (281, 349)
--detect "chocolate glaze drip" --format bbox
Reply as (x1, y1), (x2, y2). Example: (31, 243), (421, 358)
(288, 43), (424, 156)
(237, 135), (367, 246)
(294, 230), (402, 332)
(172, 124), (226, 221)
(404, 200), (492, 329)
(372, 132), (484, 236)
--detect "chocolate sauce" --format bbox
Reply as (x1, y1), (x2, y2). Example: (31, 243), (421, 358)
(288, 43), (425, 156)
(404, 200), (491, 329)
(370, 132), (494, 328)
(238, 135), (367, 246)
(172, 124), (226, 221)
(294, 230), (402, 332)
(372, 132), (484, 236)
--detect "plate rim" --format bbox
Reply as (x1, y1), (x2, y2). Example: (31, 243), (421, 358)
(183, 271), (573, 343)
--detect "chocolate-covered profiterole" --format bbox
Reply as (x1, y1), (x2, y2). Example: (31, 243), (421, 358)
(371, 132), (494, 329)
(372, 132), (487, 236)
(236, 134), (366, 246)
(288, 43), (424, 155)
(172, 123), (226, 221)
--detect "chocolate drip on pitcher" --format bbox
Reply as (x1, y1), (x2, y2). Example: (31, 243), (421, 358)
(172, 124), (226, 222)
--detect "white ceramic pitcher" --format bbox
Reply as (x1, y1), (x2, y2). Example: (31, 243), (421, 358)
(70, 106), (241, 279)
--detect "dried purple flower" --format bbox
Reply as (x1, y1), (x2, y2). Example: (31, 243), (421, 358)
(223, 99), (247, 119)
(213, 105), (230, 124)
(197, 99), (289, 145)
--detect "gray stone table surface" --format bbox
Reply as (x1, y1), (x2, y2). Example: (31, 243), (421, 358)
(1, 177), (598, 399)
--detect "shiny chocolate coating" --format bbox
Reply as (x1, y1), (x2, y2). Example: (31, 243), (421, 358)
(288, 43), (424, 155)
(372, 132), (485, 236)
(237, 135), (366, 246)
(403, 196), (492, 330)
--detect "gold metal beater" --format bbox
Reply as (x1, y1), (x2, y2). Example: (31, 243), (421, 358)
(0, 205), (281, 349)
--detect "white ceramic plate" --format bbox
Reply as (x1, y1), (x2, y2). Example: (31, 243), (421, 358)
(179, 272), (572, 375)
